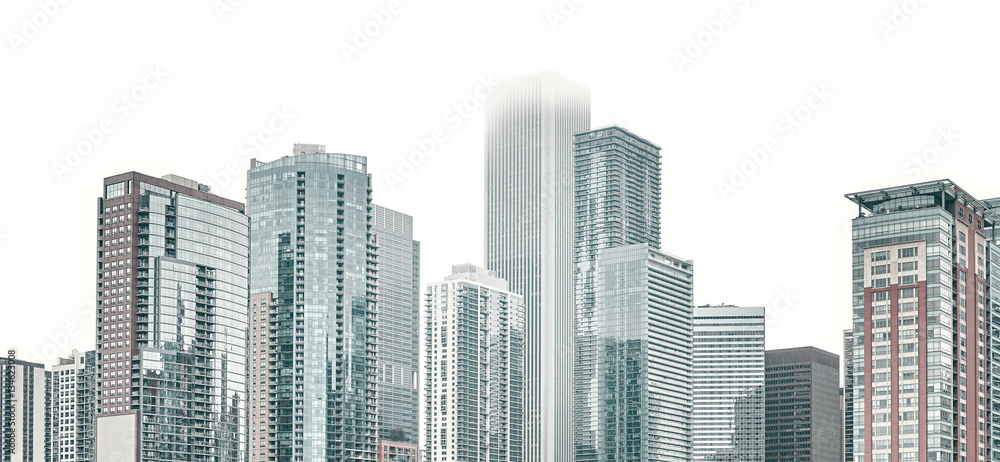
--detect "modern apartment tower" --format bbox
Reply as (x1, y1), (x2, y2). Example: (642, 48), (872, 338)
(484, 71), (590, 462)
(50, 350), (98, 462)
(1, 358), (49, 462)
(692, 305), (765, 461)
(93, 173), (249, 462)
(842, 329), (854, 462)
(424, 264), (525, 462)
(764, 347), (841, 462)
(845, 180), (1000, 462)
(572, 126), (662, 461)
(247, 145), (379, 462)
(372, 205), (420, 445)
(593, 244), (694, 461)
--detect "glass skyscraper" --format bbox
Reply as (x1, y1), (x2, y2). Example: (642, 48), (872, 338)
(94, 172), (249, 462)
(372, 205), (420, 445)
(693, 305), (765, 461)
(423, 265), (525, 462)
(484, 71), (590, 462)
(845, 180), (1000, 462)
(594, 244), (694, 461)
(572, 125), (662, 461)
(247, 145), (378, 462)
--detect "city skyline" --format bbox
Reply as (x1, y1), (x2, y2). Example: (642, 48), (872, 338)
(3, 3), (1000, 461)
(8, 2), (1000, 368)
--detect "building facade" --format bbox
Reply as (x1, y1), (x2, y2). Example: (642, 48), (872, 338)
(247, 146), (379, 462)
(845, 180), (1000, 462)
(843, 329), (854, 462)
(424, 265), (525, 462)
(94, 172), (249, 462)
(50, 350), (97, 462)
(1, 358), (49, 462)
(376, 440), (417, 462)
(594, 244), (693, 461)
(484, 71), (590, 462)
(372, 205), (420, 445)
(572, 125), (662, 462)
(764, 347), (841, 462)
(693, 305), (765, 461)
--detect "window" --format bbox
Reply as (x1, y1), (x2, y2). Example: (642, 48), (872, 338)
(873, 278), (890, 289)
(898, 261), (918, 272)
(898, 247), (918, 258)
(872, 264), (890, 275)
(898, 275), (917, 285)
(872, 250), (890, 262)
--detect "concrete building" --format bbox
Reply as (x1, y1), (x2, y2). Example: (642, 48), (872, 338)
(764, 347), (841, 462)
(693, 305), (765, 461)
(94, 173), (249, 462)
(594, 244), (693, 461)
(247, 145), (378, 461)
(845, 180), (1000, 462)
(424, 265), (524, 462)
(50, 350), (97, 462)
(1, 358), (49, 462)
(571, 125), (662, 462)
(484, 71), (590, 462)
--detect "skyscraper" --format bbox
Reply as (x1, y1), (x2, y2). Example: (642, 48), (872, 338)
(693, 305), (765, 461)
(50, 350), (97, 462)
(1, 358), (49, 462)
(764, 347), (841, 462)
(372, 205), (420, 445)
(844, 179), (1000, 462)
(424, 264), (525, 462)
(572, 125), (662, 461)
(594, 244), (693, 461)
(247, 145), (379, 462)
(94, 173), (249, 462)
(484, 71), (590, 462)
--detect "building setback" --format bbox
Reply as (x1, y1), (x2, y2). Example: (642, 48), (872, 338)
(594, 244), (693, 461)
(247, 145), (378, 462)
(372, 205), (420, 445)
(572, 125), (662, 462)
(50, 350), (97, 462)
(845, 180), (1000, 462)
(93, 172), (249, 462)
(424, 265), (525, 462)
(764, 347), (841, 462)
(484, 71), (590, 462)
(693, 305), (765, 461)
(1, 358), (49, 462)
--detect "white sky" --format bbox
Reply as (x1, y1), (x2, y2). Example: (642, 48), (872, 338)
(3, 1), (1000, 371)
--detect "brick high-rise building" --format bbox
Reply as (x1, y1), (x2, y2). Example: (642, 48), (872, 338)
(94, 173), (249, 462)
(845, 179), (1000, 462)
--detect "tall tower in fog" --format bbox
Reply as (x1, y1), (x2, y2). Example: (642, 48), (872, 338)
(484, 71), (590, 461)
